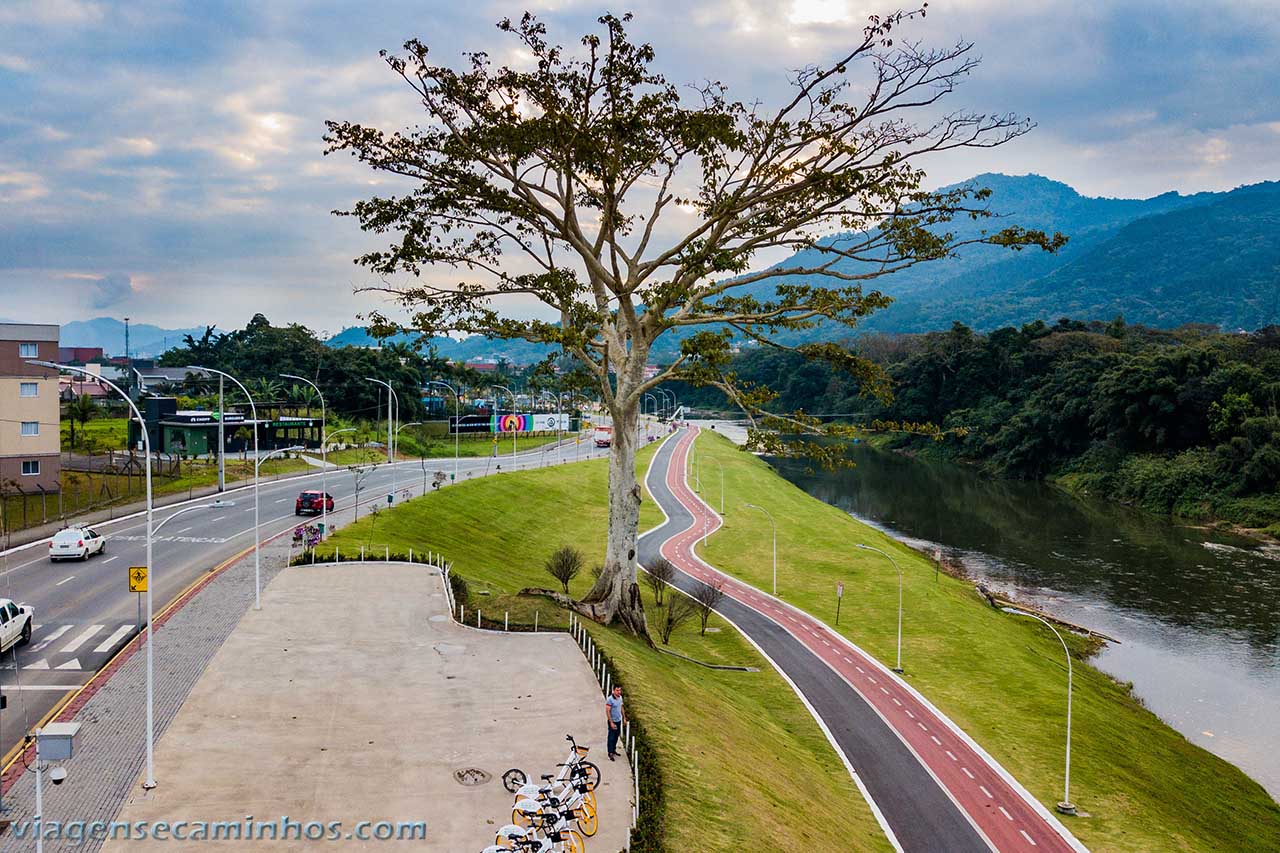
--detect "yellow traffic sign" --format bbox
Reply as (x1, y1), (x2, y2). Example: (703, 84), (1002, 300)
(129, 566), (148, 593)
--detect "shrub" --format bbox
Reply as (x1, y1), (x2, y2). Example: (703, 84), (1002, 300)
(545, 545), (584, 594)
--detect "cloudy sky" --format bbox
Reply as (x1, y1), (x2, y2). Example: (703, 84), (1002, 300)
(2, 0), (1278, 333)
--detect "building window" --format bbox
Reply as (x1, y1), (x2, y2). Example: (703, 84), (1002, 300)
(18, 342), (38, 358)
(21, 421), (40, 436)
(21, 460), (40, 476)
(20, 382), (38, 397)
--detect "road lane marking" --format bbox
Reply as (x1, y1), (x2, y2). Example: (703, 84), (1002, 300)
(946, 750), (957, 761)
(931, 735), (942, 746)
(22, 659), (49, 670)
(961, 767), (975, 779)
(999, 806), (1013, 821)
(880, 687), (890, 695)
(274, 498), (287, 503)
(55, 576), (75, 586)
(59, 625), (105, 653)
(102, 556), (119, 563)
(177, 526), (193, 533)
(979, 785), (993, 798)
(30, 625), (71, 651)
(210, 515), (227, 522)
(892, 698), (902, 706)
(1, 684), (85, 691)
(94, 625), (134, 653)
(1020, 829), (1037, 846)
(55, 658), (82, 671)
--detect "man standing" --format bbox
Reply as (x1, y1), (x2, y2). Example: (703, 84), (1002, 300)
(605, 685), (626, 761)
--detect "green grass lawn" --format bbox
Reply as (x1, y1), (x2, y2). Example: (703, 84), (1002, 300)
(61, 416), (128, 451)
(312, 443), (891, 852)
(690, 430), (1280, 852)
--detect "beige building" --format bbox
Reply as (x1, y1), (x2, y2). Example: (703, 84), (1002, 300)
(0, 323), (61, 493)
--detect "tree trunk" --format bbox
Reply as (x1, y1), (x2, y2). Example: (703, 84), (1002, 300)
(578, 400), (649, 640)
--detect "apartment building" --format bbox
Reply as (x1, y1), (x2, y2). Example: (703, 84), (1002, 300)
(0, 323), (61, 493)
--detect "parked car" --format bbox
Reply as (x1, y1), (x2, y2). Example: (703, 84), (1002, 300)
(49, 527), (107, 561)
(0, 599), (33, 652)
(295, 490), (335, 516)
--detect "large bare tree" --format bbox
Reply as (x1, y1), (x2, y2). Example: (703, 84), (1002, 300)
(325, 8), (1063, 635)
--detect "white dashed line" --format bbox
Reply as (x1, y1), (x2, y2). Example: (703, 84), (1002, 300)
(979, 785), (992, 799)
(891, 698), (902, 706)
(905, 709), (915, 719)
(867, 676), (877, 684)
(917, 722), (927, 731)
(880, 687), (890, 695)
(855, 665), (865, 674)
(961, 767), (974, 779)
(842, 656), (852, 664)
(55, 576), (75, 586)
(930, 735), (942, 746)
(998, 806), (1013, 821)
(1020, 829), (1037, 846)
(102, 555), (119, 563)
(946, 750), (957, 761)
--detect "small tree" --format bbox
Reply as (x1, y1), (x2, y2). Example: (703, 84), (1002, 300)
(658, 594), (699, 645)
(643, 557), (675, 606)
(545, 545), (584, 594)
(432, 470), (448, 490)
(692, 579), (726, 636)
(68, 394), (96, 448)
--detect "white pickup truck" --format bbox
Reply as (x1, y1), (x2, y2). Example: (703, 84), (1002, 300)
(0, 598), (34, 653)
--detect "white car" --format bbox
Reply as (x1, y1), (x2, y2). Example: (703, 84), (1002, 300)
(49, 526), (107, 561)
(0, 599), (34, 653)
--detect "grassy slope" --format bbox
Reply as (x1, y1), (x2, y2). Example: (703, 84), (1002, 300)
(692, 430), (1280, 852)
(312, 443), (891, 852)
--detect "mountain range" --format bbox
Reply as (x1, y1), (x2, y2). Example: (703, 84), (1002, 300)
(326, 173), (1280, 361)
(58, 317), (217, 358)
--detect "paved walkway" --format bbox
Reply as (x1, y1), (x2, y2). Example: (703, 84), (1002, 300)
(638, 427), (1086, 853)
(104, 563), (627, 851)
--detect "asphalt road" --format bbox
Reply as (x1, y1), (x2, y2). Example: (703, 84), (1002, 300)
(637, 427), (1084, 853)
(0, 432), (620, 762)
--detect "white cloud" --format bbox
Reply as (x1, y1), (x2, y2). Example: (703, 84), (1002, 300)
(0, 170), (48, 203)
(0, 53), (33, 72)
(0, 0), (104, 25)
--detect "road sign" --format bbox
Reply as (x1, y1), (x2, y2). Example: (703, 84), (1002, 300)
(129, 566), (148, 593)
(837, 582), (844, 598)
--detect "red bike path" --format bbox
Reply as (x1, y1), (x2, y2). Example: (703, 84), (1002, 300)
(637, 426), (1086, 853)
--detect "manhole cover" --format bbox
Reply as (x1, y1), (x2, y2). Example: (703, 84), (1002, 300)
(453, 768), (492, 786)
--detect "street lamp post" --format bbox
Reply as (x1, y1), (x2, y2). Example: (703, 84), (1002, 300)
(395, 421), (423, 499)
(279, 373), (327, 532)
(492, 383), (517, 469)
(855, 543), (905, 673)
(707, 457), (725, 515)
(427, 380), (461, 485)
(1003, 607), (1077, 815)
(743, 504), (777, 595)
(27, 361), (158, 787)
(319, 426), (356, 539)
(364, 377), (398, 466)
(190, 366), (263, 611)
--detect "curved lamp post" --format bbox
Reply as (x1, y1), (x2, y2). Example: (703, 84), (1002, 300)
(28, 361), (157, 788)
(364, 377), (398, 465)
(189, 366), (262, 611)
(1003, 607), (1077, 815)
(279, 374), (328, 533)
(492, 383), (517, 469)
(743, 503), (777, 595)
(855, 543), (905, 673)
(319, 426), (356, 539)
(395, 421), (423, 499)
(427, 379), (460, 484)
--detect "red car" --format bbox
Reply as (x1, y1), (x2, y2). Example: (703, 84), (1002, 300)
(295, 490), (334, 516)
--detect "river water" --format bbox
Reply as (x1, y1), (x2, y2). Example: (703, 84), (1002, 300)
(693, 422), (1280, 800)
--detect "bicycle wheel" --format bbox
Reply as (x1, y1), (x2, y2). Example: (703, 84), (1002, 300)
(576, 802), (598, 837)
(502, 768), (527, 793)
(564, 828), (587, 853)
(583, 788), (597, 813)
(511, 807), (531, 828)
(579, 761), (601, 791)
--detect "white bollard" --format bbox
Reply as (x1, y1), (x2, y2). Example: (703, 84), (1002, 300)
(335, 546), (339, 562)
(460, 605), (465, 622)
(534, 611), (539, 632)
(385, 545), (389, 561)
(605, 671), (611, 694)
(504, 611), (509, 631)
(477, 609), (481, 628)
(409, 548), (413, 562)
(360, 545), (365, 562)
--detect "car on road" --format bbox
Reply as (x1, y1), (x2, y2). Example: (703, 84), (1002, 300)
(295, 490), (335, 516)
(49, 526), (107, 561)
(593, 426), (613, 448)
(0, 599), (34, 652)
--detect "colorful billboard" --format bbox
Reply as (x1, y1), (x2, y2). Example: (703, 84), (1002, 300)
(492, 413), (533, 432)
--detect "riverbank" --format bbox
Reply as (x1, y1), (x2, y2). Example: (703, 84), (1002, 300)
(308, 443), (891, 851)
(693, 429), (1280, 850)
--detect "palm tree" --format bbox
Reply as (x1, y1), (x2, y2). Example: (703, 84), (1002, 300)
(67, 394), (96, 449)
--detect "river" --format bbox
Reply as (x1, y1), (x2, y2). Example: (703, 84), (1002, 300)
(692, 420), (1280, 801)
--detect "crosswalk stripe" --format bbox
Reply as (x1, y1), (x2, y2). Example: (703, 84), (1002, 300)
(60, 625), (105, 654)
(22, 659), (49, 670)
(30, 625), (71, 652)
(55, 658), (82, 671)
(94, 625), (133, 653)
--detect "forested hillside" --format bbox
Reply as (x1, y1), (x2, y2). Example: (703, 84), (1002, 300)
(667, 321), (1280, 534)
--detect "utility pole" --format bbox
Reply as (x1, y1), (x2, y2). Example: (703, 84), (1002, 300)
(123, 316), (131, 396)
